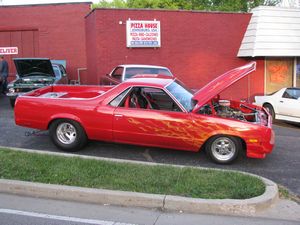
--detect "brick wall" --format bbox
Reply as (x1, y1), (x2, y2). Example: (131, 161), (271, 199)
(0, 5), (265, 100)
(0, 3), (90, 81)
(85, 9), (264, 100)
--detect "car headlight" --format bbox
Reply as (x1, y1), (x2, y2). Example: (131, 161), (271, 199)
(8, 88), (15, 93)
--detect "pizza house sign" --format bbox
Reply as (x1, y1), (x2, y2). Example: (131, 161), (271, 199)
(126, 20), (161, 48)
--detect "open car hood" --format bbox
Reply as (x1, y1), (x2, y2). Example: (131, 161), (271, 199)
(14, 58), (55, 77)
(192, 62), (256, 112)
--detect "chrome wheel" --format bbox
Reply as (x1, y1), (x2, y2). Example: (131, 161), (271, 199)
(211, 137), (236, 162)
(56, 122), (77, 145)
(50, 119), (87, 151)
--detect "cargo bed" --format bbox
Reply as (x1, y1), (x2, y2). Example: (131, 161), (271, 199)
(24, 85), (113, 99)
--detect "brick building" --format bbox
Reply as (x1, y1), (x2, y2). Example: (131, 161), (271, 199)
(1, 2), (299, 101)
(85, 8), (259, 100)
(0, 2), (90, 83)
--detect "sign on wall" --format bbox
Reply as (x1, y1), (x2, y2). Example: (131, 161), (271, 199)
(0, 47), (18, 55)
(126, 20), (161, 48)
(265, 58), (294, 94)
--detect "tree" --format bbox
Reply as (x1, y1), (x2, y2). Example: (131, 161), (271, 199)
(92, 0), (128, 9)
(127, 0), (180, 9)
(93, 0), (281, 12)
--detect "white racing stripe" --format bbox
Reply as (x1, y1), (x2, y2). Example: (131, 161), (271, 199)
(0, 208), (138, 225)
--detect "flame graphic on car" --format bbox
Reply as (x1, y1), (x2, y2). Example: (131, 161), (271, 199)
(127, 117), (236, 148)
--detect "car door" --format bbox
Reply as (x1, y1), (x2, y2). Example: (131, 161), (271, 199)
(277, 88), (300, 117)
(112, 87), (198, 151)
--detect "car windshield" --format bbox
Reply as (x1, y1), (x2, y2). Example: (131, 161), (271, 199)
(166, 80), (195, 112)
(52, 65), (60, 79)
(125, 67), (172, 80)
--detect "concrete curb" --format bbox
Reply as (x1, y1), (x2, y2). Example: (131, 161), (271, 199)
(0, 179), (165, 209)
(164, 176), (278, 215)
(0, 146), (279, 216)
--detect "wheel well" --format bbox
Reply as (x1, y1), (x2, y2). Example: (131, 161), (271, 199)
(263, 102), (272, 108)
(48, 118), (62, 129)
(48, 118), (84, 131)
(203, 134), (246, 152)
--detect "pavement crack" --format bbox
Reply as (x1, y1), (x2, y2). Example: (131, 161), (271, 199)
(152, 213), (162, 225)
(162, 195), (166, 210)
(142, 149), (154, 162)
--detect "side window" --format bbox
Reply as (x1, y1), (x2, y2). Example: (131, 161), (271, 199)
(60, 65), (66, 76)
(282, 89), (298, 99)
(111, 67), (123, 81)
(109, 88), (131, 107)
(118, 87), (182, 112)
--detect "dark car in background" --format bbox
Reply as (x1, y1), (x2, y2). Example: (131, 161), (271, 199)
(7, 58), (68, 107)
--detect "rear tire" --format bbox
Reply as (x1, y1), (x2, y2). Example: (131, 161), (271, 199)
(49, 119), (87, 152)
(205, 135), (241, 164)
(263, 104), (275, 121)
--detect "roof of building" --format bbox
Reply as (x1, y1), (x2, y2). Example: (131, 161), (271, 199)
(237, 6), (300, 57)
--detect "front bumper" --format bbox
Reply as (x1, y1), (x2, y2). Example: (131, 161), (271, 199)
(246, 128), (275, 159)
(6, 86), (44, 98)
(6, 92), (26, 99)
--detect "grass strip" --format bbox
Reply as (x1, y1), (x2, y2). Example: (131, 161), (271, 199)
(0, 148), (265, 199)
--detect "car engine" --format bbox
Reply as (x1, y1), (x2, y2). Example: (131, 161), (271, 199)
(214, 104), (246, 121)
(198, 100), (262, 123)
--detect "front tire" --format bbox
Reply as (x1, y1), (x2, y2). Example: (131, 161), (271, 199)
(263, 104), (275, 121)
(9, 98), (16, 108)
(205, 135), (241, 164)
(49, 119), (87, 152)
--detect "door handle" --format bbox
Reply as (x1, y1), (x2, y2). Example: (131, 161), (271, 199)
(114, 114), (123, 118)
(279, 101), (284, 103)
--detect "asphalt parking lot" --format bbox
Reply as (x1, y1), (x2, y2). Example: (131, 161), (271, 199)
(1, 95), (299, 196)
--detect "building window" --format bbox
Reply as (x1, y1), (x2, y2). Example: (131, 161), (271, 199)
(265, 58), (294, 94)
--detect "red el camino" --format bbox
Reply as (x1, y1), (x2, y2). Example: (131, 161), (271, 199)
(15, 62), (274, 164)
